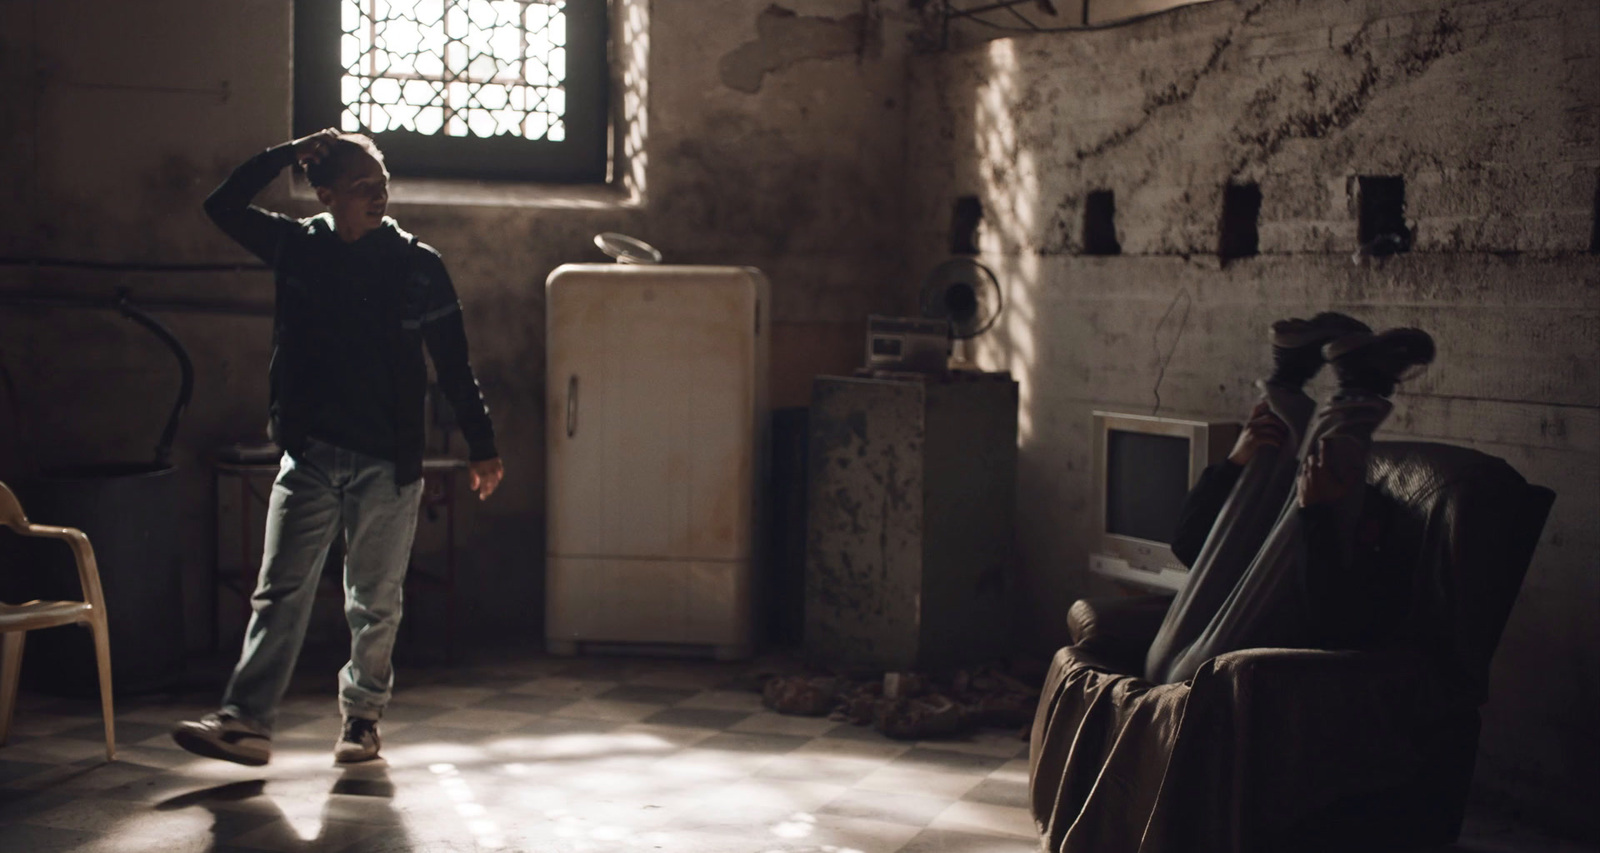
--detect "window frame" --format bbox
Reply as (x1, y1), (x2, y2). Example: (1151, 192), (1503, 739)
(293, 0), (610, 184)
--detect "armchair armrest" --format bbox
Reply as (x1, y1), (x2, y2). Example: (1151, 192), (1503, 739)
(1207, 645), (1432, 727)
(1066, 594), (1174, 674)
(1206, 645), (1442, 704)
(1068, 594), (1174, 646)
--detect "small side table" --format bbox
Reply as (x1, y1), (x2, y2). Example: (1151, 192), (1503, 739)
(212, 454), (468, 661)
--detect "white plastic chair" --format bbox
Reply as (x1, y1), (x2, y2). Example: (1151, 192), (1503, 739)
(0, 480), (115, 761)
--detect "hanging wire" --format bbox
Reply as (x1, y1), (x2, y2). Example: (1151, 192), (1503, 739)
(1003, 3), (1043, 31)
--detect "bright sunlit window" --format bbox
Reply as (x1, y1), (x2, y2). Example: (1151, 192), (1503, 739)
(295, 0), (608, 182)
(339, 0), (570, 141)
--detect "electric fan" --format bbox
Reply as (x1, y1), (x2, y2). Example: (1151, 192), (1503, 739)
(918, 258), (1003, 367)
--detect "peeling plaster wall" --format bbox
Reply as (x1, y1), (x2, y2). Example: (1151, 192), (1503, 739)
(905, 0), (1598, 834)
(1, 0), (1596, 834)
(0, 0), (914, 651)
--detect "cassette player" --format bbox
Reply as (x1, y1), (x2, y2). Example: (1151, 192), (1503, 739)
(865, 315), (950, 373)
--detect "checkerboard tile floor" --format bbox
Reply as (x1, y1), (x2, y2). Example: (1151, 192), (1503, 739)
(0, 653), (1040, 853)
(0, 651), (1592, 853)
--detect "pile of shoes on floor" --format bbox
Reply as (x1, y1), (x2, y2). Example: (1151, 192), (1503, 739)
(761, 664), (1041, 740)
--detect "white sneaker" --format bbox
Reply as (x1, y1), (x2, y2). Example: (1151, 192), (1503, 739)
(334, 716), (381, 764)
(172, 712), (271, 766)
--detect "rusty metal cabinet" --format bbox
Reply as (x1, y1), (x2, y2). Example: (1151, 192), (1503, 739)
(804, 373), (1018, 670)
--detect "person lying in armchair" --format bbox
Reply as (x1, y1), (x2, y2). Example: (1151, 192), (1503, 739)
(1030, 314), (1555, 853)
(1144, 314), (1433, 685)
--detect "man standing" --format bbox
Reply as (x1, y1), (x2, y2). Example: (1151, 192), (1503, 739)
(174, 130), (504, 765)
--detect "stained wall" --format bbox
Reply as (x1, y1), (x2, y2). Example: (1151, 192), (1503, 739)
(0, 0), (917, 651)
(0, 0), (1595, 835)
(904, 0), (1599, 833)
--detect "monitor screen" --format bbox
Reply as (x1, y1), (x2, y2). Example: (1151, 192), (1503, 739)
(1105, 429), (1191, 544)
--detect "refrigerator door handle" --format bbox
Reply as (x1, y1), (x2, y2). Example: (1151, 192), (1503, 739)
(566, 375), (579, 438)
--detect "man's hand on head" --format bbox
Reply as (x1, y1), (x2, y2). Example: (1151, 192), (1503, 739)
(1228, 400), (1290, 466)
(291, 128), (340, 169)
(469, 458), (505, 501)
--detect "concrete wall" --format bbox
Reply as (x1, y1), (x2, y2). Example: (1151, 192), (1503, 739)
(1, 0), (1595, 836)
(904, 0), (1598, 833)
(0, 0), (916, 649)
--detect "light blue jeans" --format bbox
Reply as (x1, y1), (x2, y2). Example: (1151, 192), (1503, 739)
(222, 439), (422, 730)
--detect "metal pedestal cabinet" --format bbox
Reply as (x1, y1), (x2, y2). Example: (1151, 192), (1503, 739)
(804, 373), (1018, 671)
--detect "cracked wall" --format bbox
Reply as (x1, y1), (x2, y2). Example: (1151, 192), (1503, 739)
(905, 0), (1598, 834)
(0, 0), (1596, 836)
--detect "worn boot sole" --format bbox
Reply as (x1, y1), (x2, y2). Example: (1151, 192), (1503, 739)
(172, 726), (271, 766)
(333, 741), (382, 764)
(1269, 312), (1371, 349)
(1322, 327), (1436, 365)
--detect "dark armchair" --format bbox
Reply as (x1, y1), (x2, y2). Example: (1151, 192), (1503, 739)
(1028, 441), (1555, 853)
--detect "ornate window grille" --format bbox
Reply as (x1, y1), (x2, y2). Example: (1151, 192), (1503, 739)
(295, 0), (608, 182)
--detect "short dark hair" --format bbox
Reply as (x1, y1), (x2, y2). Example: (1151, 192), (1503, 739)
(304, 133), (386, 188)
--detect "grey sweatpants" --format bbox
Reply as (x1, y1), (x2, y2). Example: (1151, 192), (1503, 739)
(1144, 380), (1392, 685)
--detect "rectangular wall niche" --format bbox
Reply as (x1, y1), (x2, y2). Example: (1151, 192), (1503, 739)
(1590, 172), (1599, 254)
(950, 195), (984, 255)
(1083, 190), (1122, 256)
(1219, 183), (1262, 261)
(1357, 176), (1411, 256)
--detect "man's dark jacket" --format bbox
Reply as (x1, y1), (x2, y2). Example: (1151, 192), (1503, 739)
(203, 143), (497, 486)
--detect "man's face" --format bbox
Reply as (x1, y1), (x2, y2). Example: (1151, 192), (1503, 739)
(316, 151), (389, 241)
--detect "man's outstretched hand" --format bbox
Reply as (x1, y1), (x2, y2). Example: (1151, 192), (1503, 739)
(1228, 400), (1290, 466)
(470, 458), (505, 501)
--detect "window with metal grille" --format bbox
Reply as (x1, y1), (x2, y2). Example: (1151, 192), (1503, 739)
(294, 0), (608, 183)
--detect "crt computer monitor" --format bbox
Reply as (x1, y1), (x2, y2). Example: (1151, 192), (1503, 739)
(1091, 411), (1240, 589)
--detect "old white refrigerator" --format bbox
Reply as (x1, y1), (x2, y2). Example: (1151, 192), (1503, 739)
(544, 264), (769, 659)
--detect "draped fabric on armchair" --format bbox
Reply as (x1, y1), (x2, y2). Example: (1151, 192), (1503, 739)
(1028, 442), (1555, 853)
